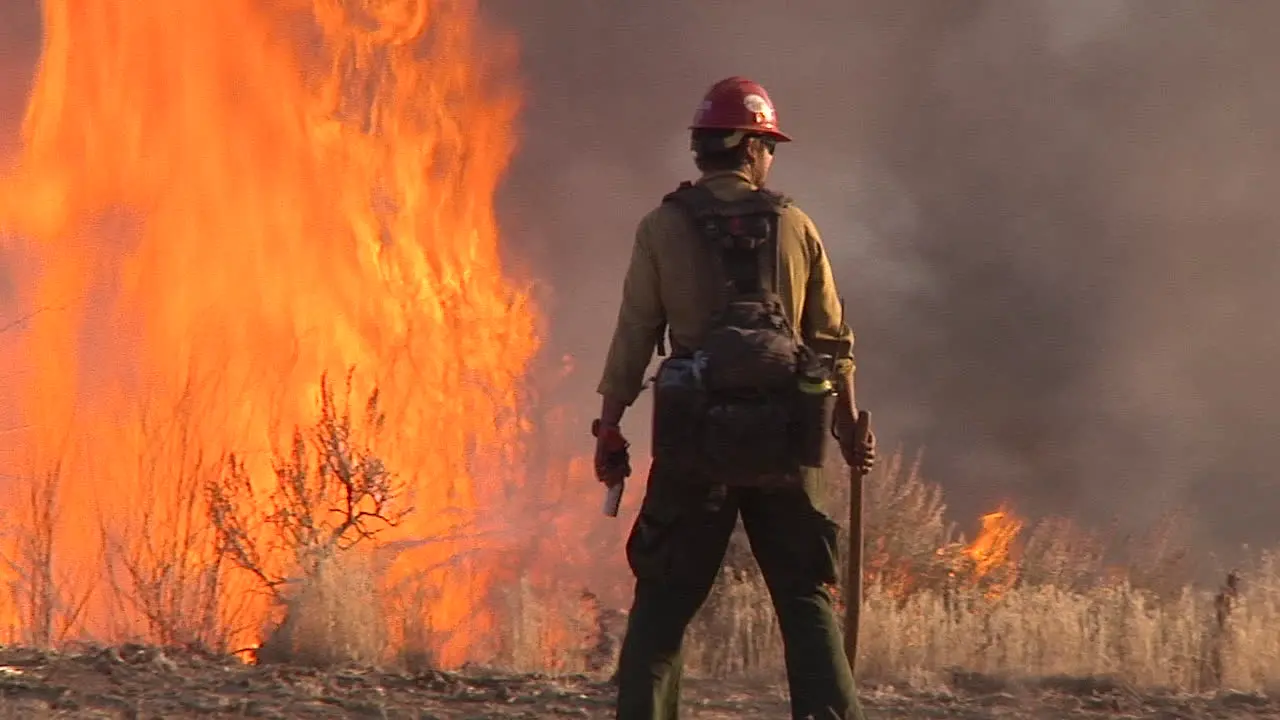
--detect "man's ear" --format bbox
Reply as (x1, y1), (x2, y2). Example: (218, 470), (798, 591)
(741, 139), (765, 175)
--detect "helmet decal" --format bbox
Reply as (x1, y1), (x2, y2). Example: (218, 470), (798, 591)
(742, 93), (776, 124)
(692, 99), (714, 124)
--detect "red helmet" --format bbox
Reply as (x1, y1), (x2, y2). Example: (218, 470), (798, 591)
(690, 76), (792, 142)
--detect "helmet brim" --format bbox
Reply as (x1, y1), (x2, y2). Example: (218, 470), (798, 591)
(688, 124), (793, 143)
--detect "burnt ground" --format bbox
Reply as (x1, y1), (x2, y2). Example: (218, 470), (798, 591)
(0, 645), (1275, 719)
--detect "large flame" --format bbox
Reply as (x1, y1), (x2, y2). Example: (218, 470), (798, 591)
(0, 0), (548, 664)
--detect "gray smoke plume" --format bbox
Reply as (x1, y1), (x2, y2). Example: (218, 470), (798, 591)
(0, 1), (39, 148)
(486, 0), (1280, 556)
(3, 1), (1280, 556)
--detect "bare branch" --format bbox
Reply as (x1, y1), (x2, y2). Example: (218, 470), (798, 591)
(205, 368), (411, 664)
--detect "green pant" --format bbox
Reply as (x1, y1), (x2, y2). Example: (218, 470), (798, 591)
(614, 464), (865, 720)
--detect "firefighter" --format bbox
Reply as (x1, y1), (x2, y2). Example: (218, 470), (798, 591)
(593, 76), (877, 720)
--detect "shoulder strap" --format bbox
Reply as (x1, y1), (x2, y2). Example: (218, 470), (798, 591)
(663, 182), (788, 297)
(662, 181), (791, 218)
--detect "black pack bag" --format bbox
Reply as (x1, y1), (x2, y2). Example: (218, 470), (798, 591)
(657, 181), (811, 485)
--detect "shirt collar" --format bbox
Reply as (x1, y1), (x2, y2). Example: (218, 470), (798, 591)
(695, 170), (757, 192)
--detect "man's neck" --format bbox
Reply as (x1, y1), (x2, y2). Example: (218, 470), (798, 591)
(697, 169), (756, 187)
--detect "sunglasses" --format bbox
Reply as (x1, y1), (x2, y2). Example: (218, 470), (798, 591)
(759, 137), (778, 154)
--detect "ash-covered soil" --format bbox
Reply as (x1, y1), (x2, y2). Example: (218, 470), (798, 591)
(0, 645), (1275, 719)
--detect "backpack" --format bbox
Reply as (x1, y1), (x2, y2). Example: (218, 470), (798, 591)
(653, 181), (820, 485)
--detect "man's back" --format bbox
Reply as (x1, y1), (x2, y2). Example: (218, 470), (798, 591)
(597, 170), (853, 409)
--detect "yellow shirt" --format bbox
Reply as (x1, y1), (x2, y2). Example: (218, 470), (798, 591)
(597, 170), (856, 406)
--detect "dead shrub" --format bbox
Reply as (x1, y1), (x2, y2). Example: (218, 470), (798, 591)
(207, 369), (408, 666)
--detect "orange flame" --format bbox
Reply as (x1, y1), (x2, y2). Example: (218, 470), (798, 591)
(862, 504), (1027, 603)
(954, 504), (1024, 597)
(965, 505), (1024, 578)
(0, 0), (555, 665)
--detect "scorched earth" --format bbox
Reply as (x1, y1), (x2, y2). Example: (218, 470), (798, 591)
(0, 645), (1276, 719)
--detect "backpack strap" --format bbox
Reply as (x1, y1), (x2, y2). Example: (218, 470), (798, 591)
(662, 182), (790, 299)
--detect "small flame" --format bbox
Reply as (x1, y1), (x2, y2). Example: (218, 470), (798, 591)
(949, 504), (1024, 598)
(965, 506), (1024, 578)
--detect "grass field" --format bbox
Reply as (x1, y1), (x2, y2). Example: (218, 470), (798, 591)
(680, 451), (1279, 693)
(1, 393), (1276, 696)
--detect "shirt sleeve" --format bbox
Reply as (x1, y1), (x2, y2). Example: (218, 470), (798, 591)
(799, 214), (857, 388)
(596, 213), (665, 406)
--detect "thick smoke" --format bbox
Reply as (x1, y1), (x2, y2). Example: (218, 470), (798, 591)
(0, 2), (39, 154)
(0, 2), (40, 311)
(484, 0), (1280, 555)
(3, 1), (1279, 555)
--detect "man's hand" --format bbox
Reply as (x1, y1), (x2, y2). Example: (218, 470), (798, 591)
(592, 419), (632, 485)
(835, 411), (877, 475)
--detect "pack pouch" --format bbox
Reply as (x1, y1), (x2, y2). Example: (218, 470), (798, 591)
(700, 295), (799, 391)
(651, 356), (707, 471)
(703, 396), (796, 483)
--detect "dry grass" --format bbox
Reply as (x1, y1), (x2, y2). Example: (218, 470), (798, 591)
(255, 552), (387, 667)
(258, 441), (1279, 692)
(671, 450), (1280, 693)
(4, 376), (1279, 693)
(679, 558), (1280, 692)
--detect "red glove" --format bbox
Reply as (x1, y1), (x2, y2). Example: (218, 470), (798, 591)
(592, 419), (632, 485)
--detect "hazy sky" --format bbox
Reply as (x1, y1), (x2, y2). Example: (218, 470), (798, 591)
(4, 1), (1280, 554)
(482, 1), (1280, 555)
